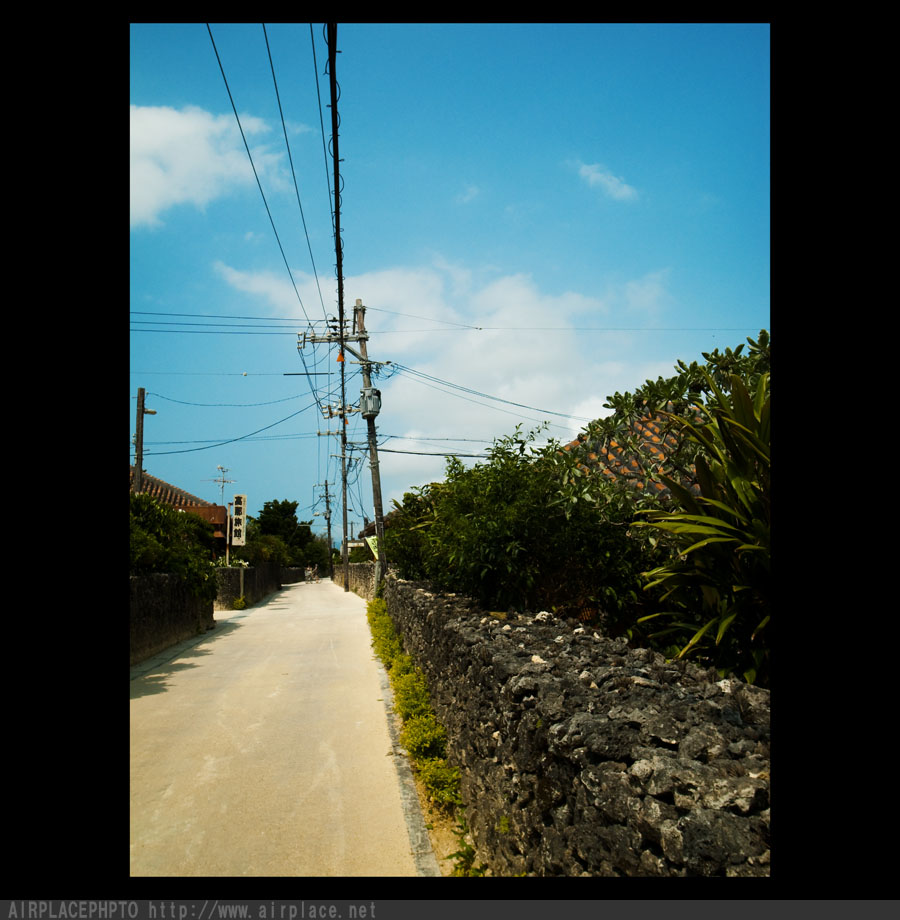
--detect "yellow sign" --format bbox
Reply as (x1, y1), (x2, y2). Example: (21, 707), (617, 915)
(365, 536), (379, 558)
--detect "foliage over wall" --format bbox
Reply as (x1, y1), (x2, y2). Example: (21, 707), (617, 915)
(232, 498), (331, 570)
(130, 493), (218, 601)
(383, 332), (770, 686)
(385, 428), (669, 635)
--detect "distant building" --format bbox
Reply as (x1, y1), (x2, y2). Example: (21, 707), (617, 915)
(130, 466), (229, 548)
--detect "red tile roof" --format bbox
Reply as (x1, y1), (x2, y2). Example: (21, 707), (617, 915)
(130, 466), (217, 508)
(561, 402), (701, 499)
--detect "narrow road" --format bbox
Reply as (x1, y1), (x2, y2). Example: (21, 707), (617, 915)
(130, 580), (439, 877)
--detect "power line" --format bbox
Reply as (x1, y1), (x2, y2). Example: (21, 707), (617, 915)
(378, 447), (489, 458)
(140, 398), (319, 456)
(391, 363), (595, 423)
(146, 391), (311, 408)
(206, 21), (328, 421)
(131, 310), (759, 335)
(262, 22), (329, 324)
(131, 328), (299, 336)
(206, 23), (313, 331)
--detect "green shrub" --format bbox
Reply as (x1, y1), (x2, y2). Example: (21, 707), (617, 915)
(366, 598), (406, 669)
(130, 493), (217, 601)
(400, 712), (447, 760)
(416, 758), (462, 810)
(392, 670), (432, 721)
(233, 596), (247, 610)
(449, 815), (488, 877)
(365, 598), (463, 826)
(388, 652), (416, 679)
(383, 426), (665, 631)
(635, 369), (770, 685)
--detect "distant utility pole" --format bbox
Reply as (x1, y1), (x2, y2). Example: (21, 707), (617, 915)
(353, 300), (388, 584)
(133, 387), (156, 495)
(315, 480), (335, 579)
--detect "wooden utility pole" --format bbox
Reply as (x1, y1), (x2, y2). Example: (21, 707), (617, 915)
(316, 480), (335, 578)
(328, 22), (350, 592)
(133, 387), (156, 495)
(353, 300), (388, 584)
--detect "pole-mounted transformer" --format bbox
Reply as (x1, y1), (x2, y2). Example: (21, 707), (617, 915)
(360, 386), (382, 419)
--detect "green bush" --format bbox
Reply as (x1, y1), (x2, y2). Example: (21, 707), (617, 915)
(449, 816), (488, 877)
(400, 712), (447, 760)
(384, 427), (663, 630)
(130, 493), (218, 601)
(365, 598), (462, 816)
(366, 597), (405, 669)
(388, 652), (416, 679)
(392, 670), (432, 721)
(635, 369), (770, 685)
(233, 596), (247, 610)
(416, 758), (462, 810)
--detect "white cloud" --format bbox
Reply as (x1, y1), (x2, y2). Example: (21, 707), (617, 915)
(130, 104), (282, 228)
(212, 261), (298, 312)
(577, 161), (638, 201)
(624, 269), (671, 317)
(455, 184), (480, 204)
(213, 257), (677, 505)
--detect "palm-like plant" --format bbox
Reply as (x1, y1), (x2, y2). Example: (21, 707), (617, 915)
(635, 370), (770, 684)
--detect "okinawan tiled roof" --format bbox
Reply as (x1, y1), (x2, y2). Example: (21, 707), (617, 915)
(130, 466), (216, 508)
(562, 402), (701, 499)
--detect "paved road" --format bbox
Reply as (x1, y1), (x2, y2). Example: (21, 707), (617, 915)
(130, 580), (439, 877)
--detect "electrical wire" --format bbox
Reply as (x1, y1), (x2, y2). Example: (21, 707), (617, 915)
(378, 447), (489, 458)
(262, 22), (329, 324)
(206, 24), (313, 332)
(148, 391), (312, 408)
(207, 21), (330, 435)
(132, 310), (759, 336)
(141, 399), (320, 456)
(390, 363), (595, 423)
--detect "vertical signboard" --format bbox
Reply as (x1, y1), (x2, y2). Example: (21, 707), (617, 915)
(232, 494), (247, 546)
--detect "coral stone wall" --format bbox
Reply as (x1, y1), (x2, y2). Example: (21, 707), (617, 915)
(130, 573), (214, 666)
(383, 573), (770, 877)
(213, 563), (283, 610)
(331, 563), (377, 601)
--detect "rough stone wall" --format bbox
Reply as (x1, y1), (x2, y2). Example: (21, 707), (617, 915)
(383, 573), (770, 877)
(213, 563), (282, 610)
(130, 573), (214, 666)
(331, 562), (377, 601)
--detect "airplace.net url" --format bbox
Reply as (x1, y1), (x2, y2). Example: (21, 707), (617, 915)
(5, 905), (378, 920)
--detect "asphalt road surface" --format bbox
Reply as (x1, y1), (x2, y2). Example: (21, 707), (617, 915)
(130, 579), (440, 877)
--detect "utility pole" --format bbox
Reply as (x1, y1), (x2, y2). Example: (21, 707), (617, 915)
(315, 480), (335, 579)
(133, 387), (156, 495)
(353, 300), (388, 584)
(328, 22), (350, 592)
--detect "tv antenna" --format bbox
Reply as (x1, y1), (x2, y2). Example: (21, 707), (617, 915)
(202, 465), (236, 505)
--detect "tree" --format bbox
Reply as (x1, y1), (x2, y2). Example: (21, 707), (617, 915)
(384, 331), (771, 685)
(555, 330), (771, 684)
(635, 369), (771, 685)
(130, 493), (218, 600)
(384, 427), (666, 630)
(234, 499), (329, 569)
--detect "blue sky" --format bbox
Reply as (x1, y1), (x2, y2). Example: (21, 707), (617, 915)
(130, 22), (770, 545)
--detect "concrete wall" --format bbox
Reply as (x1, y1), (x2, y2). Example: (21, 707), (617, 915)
(130, 573), (214, 666)
(382, 572), (770, 877)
